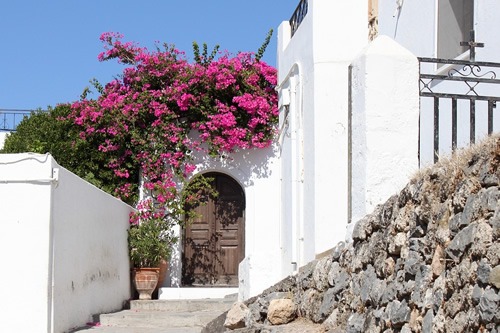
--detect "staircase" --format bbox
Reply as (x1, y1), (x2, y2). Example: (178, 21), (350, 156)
(71, 295), (236, 333)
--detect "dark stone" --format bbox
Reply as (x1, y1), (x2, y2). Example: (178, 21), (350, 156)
(421, 310), (433, 333)
(381, 282), (397, 306)
(352, 215), (373, 242)
(388, 300), (411, 327)
(446, 224), (477, 261)
(479, 160), (499, 187)
(318, 288), (336, 322)
(404, 251), (422, 277)
(477, 260), (492, 284)
(297, 260), (317, 290)
(448, 212), (462, 234)
(472, 284), (483, 305)
(478, 287), (499, 322)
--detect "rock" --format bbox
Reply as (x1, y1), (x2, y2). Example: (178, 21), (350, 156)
(299, 289), (322, 322)
(472, 284), (483, 305)
(444, 288), (465, 318)
(313, 256), (332, 291)
(388, 300), (410, 327)
(400, 324), (412, 333)
(388, 232), (407, 255)
(431, 245), (445, 277)
(322, 308), (340, 331)
(452, 178), (480, 212)
(470, 221), (493, 257)
(267, 299), (296, 325)
(352, 215), (373, 242)
(444, 311), (469, 333)
(359, 265), (378, 304)
(486, 242), (500, 266)
(408, 308), (421, 332)
(346, 313), (365, 333)
(477, 260), (492, 284)
(327, 263), (350, 294)
(421, 310), (433, 333)
(489, 265), (500, 288)
(445, 223), (477, 261)
(404, 251), (422, 277)
(484, 186), (500, 212)
(479, 159), (499, 187)
(478, 287), (500, 322)
(224, 302), (250, 330)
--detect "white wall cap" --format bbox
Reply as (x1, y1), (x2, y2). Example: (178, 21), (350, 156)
(354, 35), (417, 62)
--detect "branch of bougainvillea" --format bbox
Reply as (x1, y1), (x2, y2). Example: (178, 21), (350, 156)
(68, 32), (279, 228)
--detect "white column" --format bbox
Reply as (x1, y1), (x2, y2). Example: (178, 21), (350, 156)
(348, 36), (419, 236)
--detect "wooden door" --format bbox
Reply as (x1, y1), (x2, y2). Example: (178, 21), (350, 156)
(182, 173), (245, 286)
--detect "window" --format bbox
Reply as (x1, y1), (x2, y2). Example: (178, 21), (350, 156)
(437, 0), (474, 59)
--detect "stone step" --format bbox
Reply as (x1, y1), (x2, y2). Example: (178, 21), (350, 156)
(99, 309), (222, 328)
(130, 298), (236, 313)
(72, 325), (201, 333)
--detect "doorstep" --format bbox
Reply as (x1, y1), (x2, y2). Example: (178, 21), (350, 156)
(158, 287), (239, 300)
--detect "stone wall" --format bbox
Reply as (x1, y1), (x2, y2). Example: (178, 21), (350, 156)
(205, 135), (499, 333)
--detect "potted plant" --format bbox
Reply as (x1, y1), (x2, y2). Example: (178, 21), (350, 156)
(128, 200), (178, 300)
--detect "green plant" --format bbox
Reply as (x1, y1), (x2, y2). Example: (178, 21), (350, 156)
(128, 215), (177, 268)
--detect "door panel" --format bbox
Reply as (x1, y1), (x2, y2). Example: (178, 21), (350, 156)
(182, 173), (245, 286)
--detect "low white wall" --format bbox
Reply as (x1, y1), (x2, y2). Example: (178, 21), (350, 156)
(0, 153), (133, 333)
(348, 36), (419, 233)
(51, 164), (132, 332)
(0, 153), (54, 332)
(0, 131), (8, 149)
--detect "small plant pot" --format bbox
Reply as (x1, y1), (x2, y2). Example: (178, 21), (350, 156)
(132, 268), (160, 300)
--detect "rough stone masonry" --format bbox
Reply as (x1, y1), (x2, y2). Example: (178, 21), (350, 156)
(204, 135), (499, 333)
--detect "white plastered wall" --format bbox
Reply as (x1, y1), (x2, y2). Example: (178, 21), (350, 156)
(0, 153), (132, 333)
(276, 0), (368, 275)
(348, 36), (419, 228)
(162, 145), (282, 300)
(0, 131), (8, 149)
(378, 0), (500, 165)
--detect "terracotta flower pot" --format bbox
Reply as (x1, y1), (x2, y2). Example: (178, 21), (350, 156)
(133, 268), (160, 300)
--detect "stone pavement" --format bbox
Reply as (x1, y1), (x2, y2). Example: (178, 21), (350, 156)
(70, 296), (237, 333)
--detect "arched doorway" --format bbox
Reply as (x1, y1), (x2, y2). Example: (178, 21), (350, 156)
(182, 172), (245, 286)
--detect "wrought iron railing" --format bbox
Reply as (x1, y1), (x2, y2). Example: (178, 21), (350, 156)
(290, 0), (308, 37)
(0, 109), (35, 131)
(419, 57), (500, 163)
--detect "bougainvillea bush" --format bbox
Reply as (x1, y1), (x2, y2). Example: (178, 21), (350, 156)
(69, 32), (278, 233)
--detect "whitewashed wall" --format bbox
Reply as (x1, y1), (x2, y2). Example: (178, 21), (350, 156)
(379, 0), (500, 165)
(277, 0), (368, 275)
(0, 153), (133, 333)
(0, 131), (8, 149)
(161, 145), (282, 300)
(348, 36), (419, 232)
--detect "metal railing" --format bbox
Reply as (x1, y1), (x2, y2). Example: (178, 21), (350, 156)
(419, 57), (500, 162)
(0, 109), (36, 131)
(290, 0), (308, 37)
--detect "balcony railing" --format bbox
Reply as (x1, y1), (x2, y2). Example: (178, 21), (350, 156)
(0, 109), (35, 131)
(290, 0), (308, 37)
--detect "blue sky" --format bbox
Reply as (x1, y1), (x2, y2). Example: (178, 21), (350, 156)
(0, 1), (298, 110)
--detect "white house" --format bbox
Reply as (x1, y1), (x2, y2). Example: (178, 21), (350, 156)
(4, 2), (498, 318)
(160, 0), (500, 301)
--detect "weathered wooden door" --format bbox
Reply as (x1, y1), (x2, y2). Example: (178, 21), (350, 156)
(182, 173), (245, 286)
